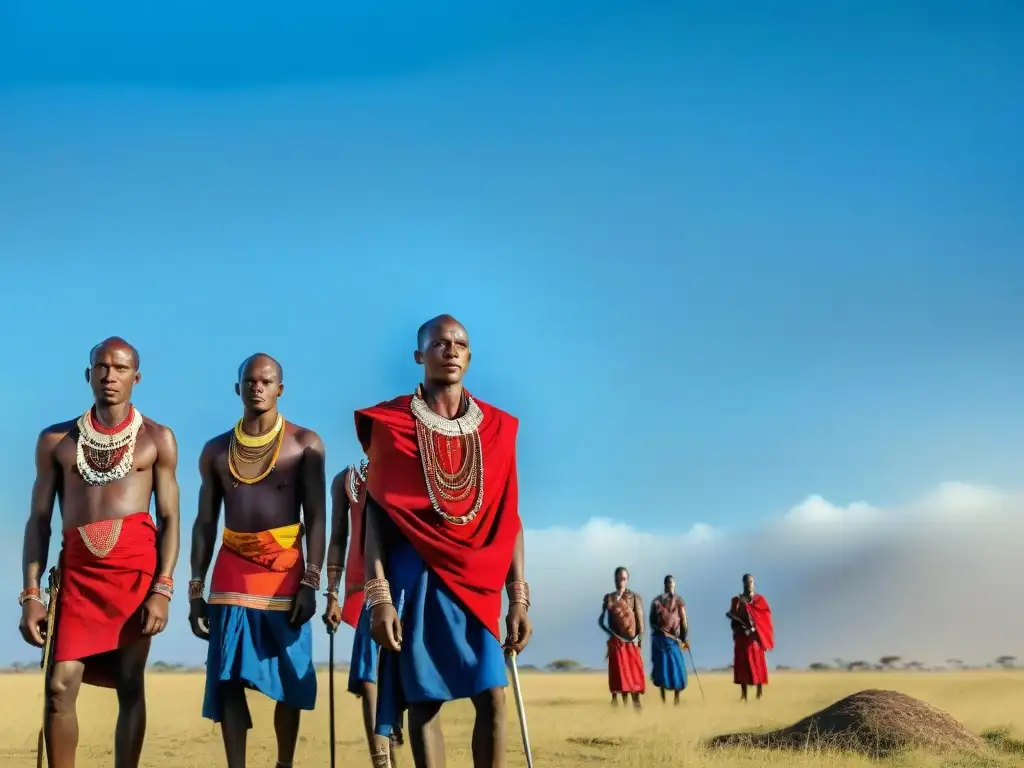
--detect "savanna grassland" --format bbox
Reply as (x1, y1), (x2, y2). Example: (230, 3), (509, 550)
(1, 670), (1022, 767)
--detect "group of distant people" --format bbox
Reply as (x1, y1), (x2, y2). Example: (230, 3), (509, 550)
(598, 569), (775, 706)
(15, 313), (774, 768)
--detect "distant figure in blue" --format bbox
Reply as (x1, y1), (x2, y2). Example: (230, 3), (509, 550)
(649, 575), (688, 704)
(323, 459), (404, 767)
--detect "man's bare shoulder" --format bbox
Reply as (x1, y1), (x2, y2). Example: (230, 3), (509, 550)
(37, 419), (76, 451)
(288, 422), (325, 452)
(141, 416), (176, 449)
(330, 466), (351, 494)
(201, 431), (232, 458)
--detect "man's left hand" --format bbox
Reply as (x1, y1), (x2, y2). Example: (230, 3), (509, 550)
(504, 603), (532, 655)
(289, 585), (317, 628)
(141, 593), (170, 635)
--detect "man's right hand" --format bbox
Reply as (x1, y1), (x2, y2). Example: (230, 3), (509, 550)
(370, 603), (402, 652)
(323, 596), (342, 632)
(19, 600), (47, 648)
(189, 598), (211, 641)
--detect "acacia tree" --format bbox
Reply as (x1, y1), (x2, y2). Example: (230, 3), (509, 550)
(879, 655), (901, 669)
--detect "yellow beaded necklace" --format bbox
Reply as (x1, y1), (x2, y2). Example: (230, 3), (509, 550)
(228, 415), (286, 485)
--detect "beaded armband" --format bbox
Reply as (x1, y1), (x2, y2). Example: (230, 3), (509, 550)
(18, 587), (45, 608)
(506, 580), (531, 609)
(363, 578), (393, 609)
(300, 564), (322, 591)
(188, 579), (205, 601)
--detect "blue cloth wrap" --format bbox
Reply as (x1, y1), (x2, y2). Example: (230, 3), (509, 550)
(651, 632), (688, 691)
(202, 604), (317, 722)
(348, 605), (379, 694)
(374, 534), (507, 737)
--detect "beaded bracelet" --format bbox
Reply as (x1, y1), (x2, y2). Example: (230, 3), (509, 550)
(363, 578), (393, 609)
(300, 564), (322, 591)
(18, 587), (45, 608)
(188, 579), (205, 601)
(506, 580), (531, 609)
(150, 575), (174, 600)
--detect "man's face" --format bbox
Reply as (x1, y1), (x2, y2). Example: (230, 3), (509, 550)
(615, 570), (629, 591)
(744, 575), (755, 594)
(235, 357), (283, 414)
(86, 346), (139, 406)
(665, 577), (676, 594)
(416, 320), (471, 385)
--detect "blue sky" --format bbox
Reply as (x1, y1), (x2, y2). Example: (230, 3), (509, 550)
(1, 2), (1022, 667)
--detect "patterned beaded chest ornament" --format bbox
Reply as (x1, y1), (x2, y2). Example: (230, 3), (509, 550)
(227, 414), (285, 487)
(347, 457), (368, 502)
(76, 405), (145, 486)
(410, 388), (485, 526)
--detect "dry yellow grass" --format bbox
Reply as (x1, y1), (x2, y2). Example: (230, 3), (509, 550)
(1, 670), (1023, 767)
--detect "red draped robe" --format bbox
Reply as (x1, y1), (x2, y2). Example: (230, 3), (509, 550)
(354, 393), (520, 639)
(340, 469), (368, 629)
(731, 593), (774, 685)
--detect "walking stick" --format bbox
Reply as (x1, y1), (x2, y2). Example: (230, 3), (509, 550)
(37, 567), (61, 768)
(505, 651), (535, 768)
(683, 644), (705, 702)
(327, 625), (336, 768)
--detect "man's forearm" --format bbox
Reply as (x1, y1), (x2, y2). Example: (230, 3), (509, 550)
(363, 499), (387, 581)
(22, 517), (51, 590)
(505, 526), (525, 584)
(190, 520), (218, 583)
(155, 515), (180, 579)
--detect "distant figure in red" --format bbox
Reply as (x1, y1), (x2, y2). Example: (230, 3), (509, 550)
(598, 566), (645, 709)
(728, 573), (774, 701)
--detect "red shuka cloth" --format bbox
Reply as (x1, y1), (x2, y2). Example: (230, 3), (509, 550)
(53, 512), (158, 688)
(354, 393), (521, 639)
(340, 483), (367, 629)
(607, 637), (646, 694)
(732, 594), (774, 685)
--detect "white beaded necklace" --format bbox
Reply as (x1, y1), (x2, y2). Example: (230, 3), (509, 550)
(75, 406), (144, 486)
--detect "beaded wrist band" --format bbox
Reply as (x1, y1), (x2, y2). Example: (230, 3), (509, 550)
(188, 579), (205, 601)
(363, 578), (393, 609)
(300, 564), (322, 591)
(506, 580), (531, 609)
(18, 587), (45, 607)
(150, 575), (174, 599)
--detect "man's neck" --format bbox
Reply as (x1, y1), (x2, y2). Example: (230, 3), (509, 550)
(240, 408), (280, 436)
(421, 381), (464, 419)
(744, 590), (755, 598)
(94, 402), (132, 428)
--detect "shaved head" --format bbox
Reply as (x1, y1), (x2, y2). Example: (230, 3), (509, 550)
(417, 314), (466, 351)
(237, 353), (283, 382)
(90, 336), (140, 370)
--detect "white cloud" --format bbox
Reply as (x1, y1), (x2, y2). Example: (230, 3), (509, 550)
(5, 482), (1022, 672)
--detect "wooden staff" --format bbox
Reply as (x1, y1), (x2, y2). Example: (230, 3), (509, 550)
(505, 651), (534, 768)
(327, 625), (336, 768)
(37, 566), (61, 768)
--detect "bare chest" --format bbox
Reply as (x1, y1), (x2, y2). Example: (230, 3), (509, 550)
(215, 439), (305, 530)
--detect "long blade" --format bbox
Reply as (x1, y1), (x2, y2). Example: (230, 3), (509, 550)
(328, 628), (336, 768)
(506, 651), (534, 768)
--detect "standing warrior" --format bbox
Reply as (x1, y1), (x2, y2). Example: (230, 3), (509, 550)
(18, 337), (180, 768)
(357, 314), (533, 768)
(323, 457), (404, 767)
(598, 566), (646, 709)
(188, 353), (327, 768)
(728, 573), (774, 701)
(649, 575), (688, 704)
